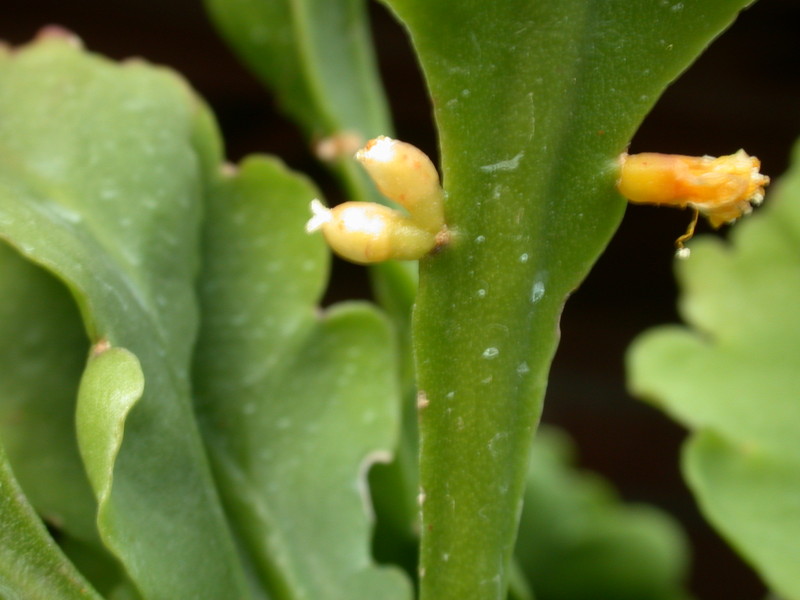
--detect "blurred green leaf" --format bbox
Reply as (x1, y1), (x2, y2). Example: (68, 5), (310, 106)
(685, 432), (800, 600)
(0, 35), (248, 598)
(628, 140), (800, 600)
(508, 560), (536, 600)
(376, 1), (756, 597)
(204, 0), (389, 138)
(57, 535), (132, 598)
(0, 243), (96, 543)
(193, 156), (412, 600)
(516, 427), (689, 600)
(0, 439), (103, 600)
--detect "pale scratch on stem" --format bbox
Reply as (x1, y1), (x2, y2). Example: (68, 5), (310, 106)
(527, 91), (535, 143)
(480, 152), (525, 173)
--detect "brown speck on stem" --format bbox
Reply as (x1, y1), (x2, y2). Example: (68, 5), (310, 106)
(417, 390), (429, 410)
(431, 228), (451, 255)
(313, 131), (363, 162)
(91, 338), (112, 357)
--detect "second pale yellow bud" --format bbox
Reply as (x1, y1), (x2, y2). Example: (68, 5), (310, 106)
(306, 200), (437, 264)
(356, 136), (445, 234)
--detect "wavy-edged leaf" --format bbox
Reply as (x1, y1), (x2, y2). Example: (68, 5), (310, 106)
(628, 140), (800, 599)
(0, 439), (103, 600)
(193, 155), (412, 600)
(376, 1), (756, 597)
(0, 241), (129, 594)
(0, 34), (248, 598)
(204, 0), (419, 375)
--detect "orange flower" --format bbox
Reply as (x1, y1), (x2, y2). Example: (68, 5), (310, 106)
(618, 150), (769, 228)
(618, 150), (769, 257)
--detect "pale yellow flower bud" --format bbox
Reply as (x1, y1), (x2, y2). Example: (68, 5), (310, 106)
(306, 199), (437, 264)
(355, 136), (445, 234)
(306, 136), (449, 264)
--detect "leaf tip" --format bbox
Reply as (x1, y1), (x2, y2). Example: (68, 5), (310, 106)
(35, 25), (84, 49)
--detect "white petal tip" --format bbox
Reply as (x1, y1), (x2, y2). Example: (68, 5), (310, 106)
(675, 247), (692, 260)
(306, 199), (332, 233)
(356, 135), (396, 163)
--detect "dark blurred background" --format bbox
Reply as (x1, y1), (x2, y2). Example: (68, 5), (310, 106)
(3, 1), (799, 597)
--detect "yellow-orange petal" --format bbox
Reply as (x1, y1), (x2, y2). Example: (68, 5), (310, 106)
(618, 150), (769, 228)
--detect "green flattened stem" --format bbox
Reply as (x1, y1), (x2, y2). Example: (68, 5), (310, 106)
(377, 1), (759, 598)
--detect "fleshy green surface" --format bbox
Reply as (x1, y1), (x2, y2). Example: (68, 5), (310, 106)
(76, 347), (144, 511)
(193, 156), (412, 600)
(0, 35), (249, 598)
(0, 441), (103, 600)
(377, 1), (756, 598)
(516, 427), (689, 600)
(628, 141), (800, 600)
